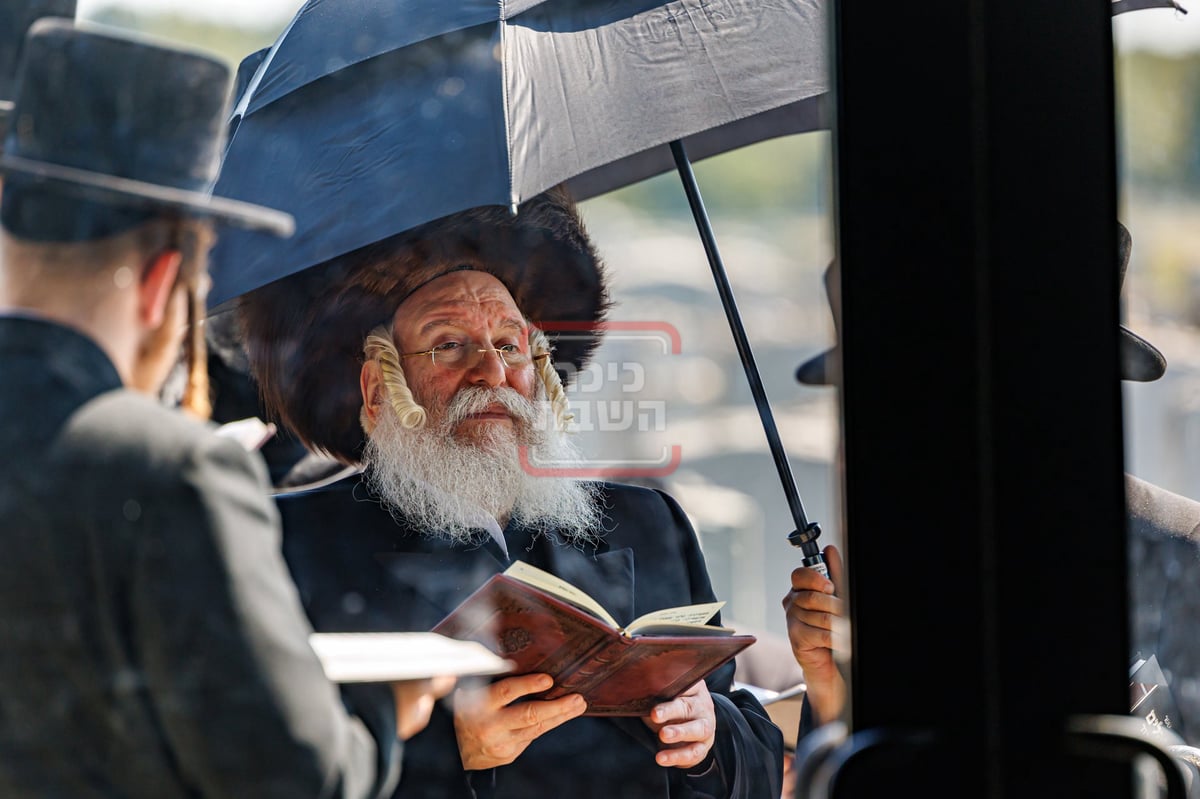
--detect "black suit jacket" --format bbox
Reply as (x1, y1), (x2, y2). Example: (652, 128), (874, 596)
(0, 316), (401, 798)
(279, 476), (784, 799)
(1127, 473), (1200, 744)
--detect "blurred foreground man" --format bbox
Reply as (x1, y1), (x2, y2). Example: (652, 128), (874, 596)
(238, 188), (783, 798)
(0, 20), (446, 797)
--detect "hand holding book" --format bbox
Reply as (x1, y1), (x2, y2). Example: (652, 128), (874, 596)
(432, 561), (755, 716)
(644, 677), (718, 768)
(452, 672), (589, 769)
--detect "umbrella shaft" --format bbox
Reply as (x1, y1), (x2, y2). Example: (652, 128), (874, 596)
(669, 140), (822, 556)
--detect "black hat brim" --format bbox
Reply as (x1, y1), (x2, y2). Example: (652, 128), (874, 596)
(796, 348), (835, 386)
(1120, 325), (1166, 382)
(795, 334), (1165, 385)
(0, 152), (293, 237)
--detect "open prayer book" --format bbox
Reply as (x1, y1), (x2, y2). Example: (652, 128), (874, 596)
(432, 561), (755, 716)
(309, 632), (512, 683)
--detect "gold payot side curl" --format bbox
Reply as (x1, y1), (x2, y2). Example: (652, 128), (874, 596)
(179, 283), (210, 420)
(530, 327), (573, 431)
(363, 325), (427, 429)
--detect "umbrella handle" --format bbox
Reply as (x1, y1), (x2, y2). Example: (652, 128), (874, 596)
(790, 523), (830, 578)
(668, 139), (828, 576)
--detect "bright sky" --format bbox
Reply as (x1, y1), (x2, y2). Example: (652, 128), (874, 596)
(76, 0), (1200, 54)
(76, 0), (305, 28)
(1114, 6), (1200, 54)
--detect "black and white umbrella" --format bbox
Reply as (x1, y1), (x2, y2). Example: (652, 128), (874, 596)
(210, 0), (832, 569)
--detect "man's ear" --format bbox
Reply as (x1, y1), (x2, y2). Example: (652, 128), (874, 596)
(137, 249), (183, 329)
(360, 359), (384, 428)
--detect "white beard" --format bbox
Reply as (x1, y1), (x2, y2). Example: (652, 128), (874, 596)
(363, 385), (604, 547)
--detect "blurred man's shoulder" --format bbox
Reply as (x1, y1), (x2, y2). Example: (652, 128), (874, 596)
(71, 390), (210, 450)
(61, 390), (265, 489)
(1125, 473), (1200, 542)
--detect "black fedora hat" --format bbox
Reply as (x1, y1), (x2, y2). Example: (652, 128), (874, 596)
(1115, 221), (1167, 382)
(0, 18), (293, 242)
(795, 223), (1167, 386)
(0, 0), (76, 141)
(795, 258), (840, 387)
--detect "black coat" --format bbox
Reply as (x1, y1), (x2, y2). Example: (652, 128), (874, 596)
(1127, 473), (1200, 744)
(279, 477), (784, 799)
(0, 317), (400, 798)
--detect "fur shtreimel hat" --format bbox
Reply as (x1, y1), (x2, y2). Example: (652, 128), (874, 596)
(794, 258), (840, 387)
(239, 185), (610, 464)
(795, 222), (1167, 386)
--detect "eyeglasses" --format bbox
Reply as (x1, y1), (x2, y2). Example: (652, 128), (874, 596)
(399, 340), (550, 371)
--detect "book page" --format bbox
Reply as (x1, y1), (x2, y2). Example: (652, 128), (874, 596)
(504, 560), (619, 628)
(624, 601), (727, 636)
(309, 632), (512, 683)
(214, 416), (276, 451)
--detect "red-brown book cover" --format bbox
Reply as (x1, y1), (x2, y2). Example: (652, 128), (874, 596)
(431, 563), (755, 716)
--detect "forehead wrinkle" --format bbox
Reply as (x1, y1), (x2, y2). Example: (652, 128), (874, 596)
(413, 307), (527, 338)
(395, 271), (526, 340)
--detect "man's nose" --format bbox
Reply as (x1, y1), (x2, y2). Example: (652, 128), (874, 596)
(467, 349), (508, 388)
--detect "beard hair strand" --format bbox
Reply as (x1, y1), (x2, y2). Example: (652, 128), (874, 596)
(363, 385), (604, 547)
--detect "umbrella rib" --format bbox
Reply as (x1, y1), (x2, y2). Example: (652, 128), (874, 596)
(501, 14), (518, 212)
(230, 8), (303, 124)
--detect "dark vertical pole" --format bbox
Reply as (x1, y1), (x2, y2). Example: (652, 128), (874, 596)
(829, 0), (1127, 796)
(980, 0), (1128, 794)
(831, 0), (990, 792)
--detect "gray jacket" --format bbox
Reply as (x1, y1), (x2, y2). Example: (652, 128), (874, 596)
(0, 316), (401, 798)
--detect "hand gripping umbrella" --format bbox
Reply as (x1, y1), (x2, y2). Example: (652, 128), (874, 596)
(210, 0), (831, 573)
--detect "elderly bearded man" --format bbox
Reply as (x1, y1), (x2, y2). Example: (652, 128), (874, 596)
(238, 188), (783, 799)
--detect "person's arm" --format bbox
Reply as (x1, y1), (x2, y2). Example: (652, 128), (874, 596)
(130, 434), (402, 798)
(783, 544), (847, 728)
(452, 672), (587, 770)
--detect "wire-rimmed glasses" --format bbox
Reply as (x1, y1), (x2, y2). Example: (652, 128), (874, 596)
(398, 340), (549, 370)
